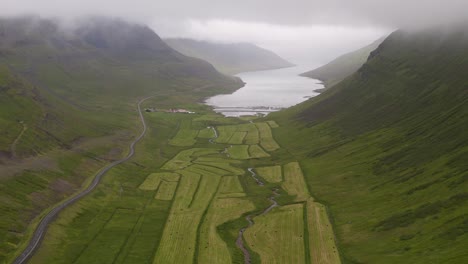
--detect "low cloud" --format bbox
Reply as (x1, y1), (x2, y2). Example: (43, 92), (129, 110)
(155, 19), (389, 65)
(1, 0), (464, 65)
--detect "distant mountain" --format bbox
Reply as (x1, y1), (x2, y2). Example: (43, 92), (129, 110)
(0, 16), (241, 157)
(271, 25), (468, 263)
(0, 16), (242, 261)
(165, 38), (294, 74)
(300, 37), (385, 88)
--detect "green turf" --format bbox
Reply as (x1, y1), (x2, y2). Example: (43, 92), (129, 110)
(139, 172), (179, 190)
(256, 122), (280, 152)
(197, 127), (216, 139)
(244, 204), (307, 264)
(242, 124), (260, 145)
(229, 131), (247, 144)
(227, 145), (250, 160)
(248, 145), (270, 158)
(198, 197), (255, 263)
(169, 129), (199, 146)
(155, 181), (179, 200)
(307, 199), (341, 264)
(282, 162), (310, 202)
(256, 165), (282, 183)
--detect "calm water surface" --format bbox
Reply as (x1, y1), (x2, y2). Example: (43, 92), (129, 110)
(205, 66), (323, 116)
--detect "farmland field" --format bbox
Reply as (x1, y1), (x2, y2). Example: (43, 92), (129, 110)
(307, 199), (341, 264)
(256, 165), (282, 183)
(248, 145), (270, 158)
(227, 145), (251, 159)
(25, 112), (341, 264)
(255, 122), (280, 151)
(169, 129), (199, 146)
(229, 131), (247, 144)
(139, 172), (180, 190)
(154, 181), (178, 200)
(244, 204), (307, 264)
(215, 125), (237, 144)
(283, 162), (310, 202)
(198, 196), (255, 263)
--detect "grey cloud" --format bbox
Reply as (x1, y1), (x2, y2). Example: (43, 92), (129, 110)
(0, 0), (464, 66)
(1, 0), (467, 28)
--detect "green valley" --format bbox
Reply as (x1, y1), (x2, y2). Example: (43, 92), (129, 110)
(22, 110), (340, 264)
(1, 8), (467, 264)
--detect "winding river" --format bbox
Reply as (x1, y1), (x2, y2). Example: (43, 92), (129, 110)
(205, 65), (323, 116)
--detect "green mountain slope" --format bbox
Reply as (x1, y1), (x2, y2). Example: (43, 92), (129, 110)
(0, 16), (242, 261)
(0, 16), (242, 156)
(165, 38), (294, 74)
(270, 26), (468, 263)
(300, 37), (385, 88)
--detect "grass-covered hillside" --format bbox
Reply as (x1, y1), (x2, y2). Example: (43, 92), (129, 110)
(165, 38), (294, 75)
(300, 37), (385, 88)
(270, 26), (468, 263)
(0, 16), (242, 261)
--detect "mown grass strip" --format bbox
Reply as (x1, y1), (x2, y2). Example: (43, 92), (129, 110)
(169, 129), (199, 146)
(243, 123), (260, 145)
(229, 131), (247, 145)
(195, 162), (245, 176)
(172, 170), (201, 210)
(283, 162), (310, 202)
(218, 176), (244, 194)
(155, 181), (178, 200)
(248, 145), (270, 158)
(227, 145), (250, 160)
(198, 197), (255, 264)
(244, 204), (307, 264)
(152, 171), (212, 263)
(256, 165), (282, 183)
(139, 172), (179, 190)
(194, 156), (242, 164)
(215, 126), (237, 144)
(161, 149), (197, 171)
(190, 164), (232, 176)
(307, 199), (341, 264)
(256, 122), (280, 151)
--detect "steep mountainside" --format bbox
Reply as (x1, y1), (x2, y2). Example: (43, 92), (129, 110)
(270, 26), (468, 263)
(300, 37), (385, 88)
(0, 16), (241, 157)
(0, 16), (242, 261)
(165, 38), (294, 74)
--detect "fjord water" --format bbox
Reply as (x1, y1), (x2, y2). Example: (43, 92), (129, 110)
(205, 66), (323, 116)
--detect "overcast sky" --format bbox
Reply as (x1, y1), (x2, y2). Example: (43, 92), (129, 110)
(1, 0), (467, 65)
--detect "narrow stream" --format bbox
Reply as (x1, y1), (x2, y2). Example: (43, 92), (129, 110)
(208, 126), (279, 263)
(247, 168), (264, 186)
(236, 169), (279, 264)
(208, 126), (218, 144)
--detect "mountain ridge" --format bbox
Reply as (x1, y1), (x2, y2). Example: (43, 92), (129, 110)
(300, 36), (386, 89)
(270, 26), (468, 263)
(165, 38), (294, 74)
